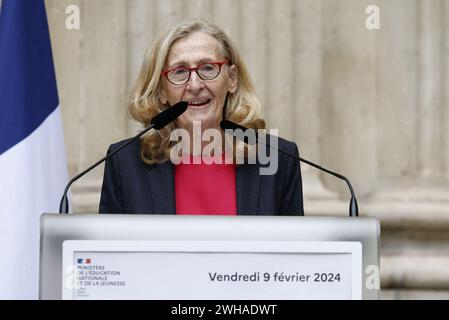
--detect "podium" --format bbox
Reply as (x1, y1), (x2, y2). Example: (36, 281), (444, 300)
(39, 214), (380, 300)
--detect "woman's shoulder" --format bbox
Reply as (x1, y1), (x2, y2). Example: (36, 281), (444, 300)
(106, 138), (143, 165)
(108, 137), (140, 153)
(261, 134), (300, 157)
(277, 136), (299, 155)
(106, 138), (167, 171)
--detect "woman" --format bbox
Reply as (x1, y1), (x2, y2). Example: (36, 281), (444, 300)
(99, 19), (304, 215)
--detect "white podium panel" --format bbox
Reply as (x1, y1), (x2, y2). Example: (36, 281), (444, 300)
(62, 240), (362, 300)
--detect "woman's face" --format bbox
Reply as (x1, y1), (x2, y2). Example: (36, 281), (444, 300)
(159, 32), (238, 132)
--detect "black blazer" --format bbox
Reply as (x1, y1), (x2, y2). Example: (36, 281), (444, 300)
(99, 137), (304, 215)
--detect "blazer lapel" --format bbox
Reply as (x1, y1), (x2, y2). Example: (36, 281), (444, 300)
(147, 161), (176, 214)
(236, 164), (260, 215)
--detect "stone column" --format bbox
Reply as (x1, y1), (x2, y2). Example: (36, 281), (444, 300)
(416, 0), (444, 179)
(264, 0), (294, 138)
(210, 0), (240, 43)
(291, 0), (341, 212)
(444, 0), (449, 179)
(376, 0), (418, 181)
(321, 0), (378, 197)
(238, 0), (267, 112)
(126, 0), (158, 136)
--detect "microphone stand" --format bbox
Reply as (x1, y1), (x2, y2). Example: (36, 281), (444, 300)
(59, 123), (155, 214)
(220, 120), (359, 217)
(266, 144), (359, 217)
(59, 100), (188, 213)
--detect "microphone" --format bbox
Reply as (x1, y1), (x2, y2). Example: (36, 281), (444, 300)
(59, 101), (188, 214)
(220, 120), (359, 217)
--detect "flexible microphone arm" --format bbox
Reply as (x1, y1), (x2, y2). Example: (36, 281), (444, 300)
(268, 145), (358, 217)
(220, 120), (359, 217)
(59, 101), (188, 214)
(59, 123), (154, 214)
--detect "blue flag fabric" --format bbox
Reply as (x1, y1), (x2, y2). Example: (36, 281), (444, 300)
(0, 0), (59, 154)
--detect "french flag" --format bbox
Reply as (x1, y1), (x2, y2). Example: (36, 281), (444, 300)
(0, 0), (68, 299)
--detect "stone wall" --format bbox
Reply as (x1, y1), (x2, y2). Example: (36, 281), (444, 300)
(45, 0), (449, 299)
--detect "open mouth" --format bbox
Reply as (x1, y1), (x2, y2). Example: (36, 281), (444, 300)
(188, 98), (211, 108)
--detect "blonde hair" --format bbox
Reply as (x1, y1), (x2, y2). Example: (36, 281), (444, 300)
(128, 18), (266, 164)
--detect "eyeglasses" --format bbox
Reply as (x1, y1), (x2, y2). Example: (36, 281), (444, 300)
(161, 59), (230, 85)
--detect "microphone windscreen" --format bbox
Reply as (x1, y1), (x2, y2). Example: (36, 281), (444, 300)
(220, 119), (246, 132)
(151, 101), (188, 130)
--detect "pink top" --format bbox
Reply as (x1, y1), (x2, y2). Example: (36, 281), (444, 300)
(175, 156), (237, 215)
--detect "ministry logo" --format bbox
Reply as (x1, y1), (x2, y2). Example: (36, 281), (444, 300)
(77, 258), (92, 264)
